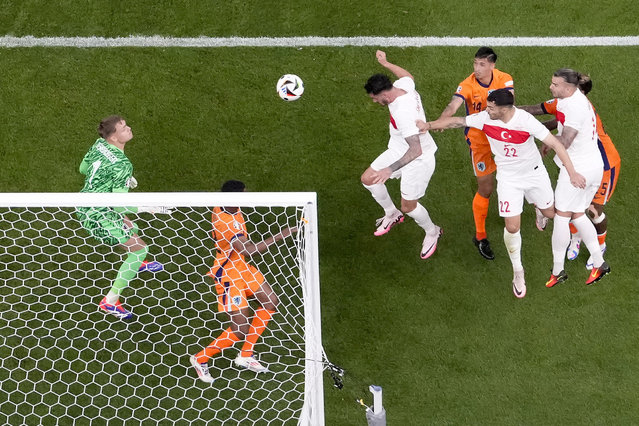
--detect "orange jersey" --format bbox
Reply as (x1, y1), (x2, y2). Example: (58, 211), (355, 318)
(454, 68), (514, 145)
(541, 98), (620, 170)
(207, 206), (249, 279)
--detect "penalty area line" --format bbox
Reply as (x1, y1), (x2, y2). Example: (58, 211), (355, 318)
(0, 35), (639, 48)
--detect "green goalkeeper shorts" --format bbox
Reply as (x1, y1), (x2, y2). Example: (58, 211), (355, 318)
(76, 207), (136, 246)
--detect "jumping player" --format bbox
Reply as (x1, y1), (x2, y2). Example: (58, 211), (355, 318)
(76, 115), (170, 321)
(361, 50), (442, 259)
(190, 180), (297, 383)
(418, 89), (585, 298)
(436, 47), (514, 260)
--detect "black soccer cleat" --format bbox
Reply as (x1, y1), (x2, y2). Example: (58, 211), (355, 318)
(473, 237), (495, 260)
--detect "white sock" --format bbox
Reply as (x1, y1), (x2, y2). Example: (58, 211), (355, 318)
(503, 228), (523, 271)
(406, 203), (436, 234)
(552, 215), (571, 275)
(573, 214), (604, 268)
(363, 183), (398, 216)
(105, 290), (119, 305)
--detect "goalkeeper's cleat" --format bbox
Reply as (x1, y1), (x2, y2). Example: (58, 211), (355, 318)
(585, 261), (610, 285)
(139, 260), (163, 272)
(566, 236), (582, 261)
(190, 355), (214, 384)
(585, 243), (606, 270)
(420, 226), (442, 259)
(98, 297), (133, 320)
(234, 355), (269, 373)
(535, 207), (548, 231)
(545, 270), (568, 288)
(512, 269), (526, 299)
(373, 211), (404, 236)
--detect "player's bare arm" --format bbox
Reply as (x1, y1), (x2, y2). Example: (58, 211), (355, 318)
(518, 104), (545, 115)
(232, 227), (298, 257)
(416, 116), (466, 132)
(541, 134), (586, 189)
(375, 50), (413, 80)
(369, 135), (422, 185)
(555, 125), (578, 149)
(541, 118), (558, 131)
(437, 96), (464, 119)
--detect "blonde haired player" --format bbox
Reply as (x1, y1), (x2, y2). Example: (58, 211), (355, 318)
(190, 180), (297, 383)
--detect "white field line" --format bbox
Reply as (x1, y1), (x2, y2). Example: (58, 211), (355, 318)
(0, 35), (638, 48)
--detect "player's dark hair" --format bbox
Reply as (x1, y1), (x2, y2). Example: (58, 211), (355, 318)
(98, 115), (125, 139)
(221, 180), (246, 192)
(487, 88), (514, 106)
(553, 68), (581, 86)
(364, 74), (393, 95)
(579, 74), (592, 95)
(475, 46), (497, 63)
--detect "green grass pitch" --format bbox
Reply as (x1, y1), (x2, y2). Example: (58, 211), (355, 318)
(1, 1), (639, 424)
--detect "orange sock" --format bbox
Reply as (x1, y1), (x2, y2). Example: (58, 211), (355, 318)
(569, 223), (578, 234)
(240, 308), (275, 357)
(472, 193), (489, 240)
(597, 231), (607, 245)
(195, 327), (239, 363)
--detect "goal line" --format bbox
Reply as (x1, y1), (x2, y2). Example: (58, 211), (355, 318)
(1, 35), (638, 48)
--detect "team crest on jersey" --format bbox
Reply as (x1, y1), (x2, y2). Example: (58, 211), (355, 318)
(477, 162), (486, 172)
(545, 99), (556, 105)
(233, 221), (241, 230)
(456, 86), (463, 93)
(232, 296), (242, 306)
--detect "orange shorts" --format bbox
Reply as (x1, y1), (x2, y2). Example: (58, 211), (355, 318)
(592, 165), (619, 206)
(467, 137), (496, 177)
(208, 261), (265, 312)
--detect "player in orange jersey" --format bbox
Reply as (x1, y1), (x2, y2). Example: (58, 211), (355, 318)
(189, 180), (298, 383)
(520, 75), (620, 270)
(436, 47), (514, 260)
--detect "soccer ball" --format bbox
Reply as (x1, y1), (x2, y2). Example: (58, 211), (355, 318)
(276, 74), (304, 101)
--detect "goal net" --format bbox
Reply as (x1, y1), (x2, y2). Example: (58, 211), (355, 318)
(0, 192), (324, 425)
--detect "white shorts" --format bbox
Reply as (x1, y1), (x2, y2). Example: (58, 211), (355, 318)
(496, 165), (554, 218)
(370, 149), (436, 200)
(554, 166), (603, 213)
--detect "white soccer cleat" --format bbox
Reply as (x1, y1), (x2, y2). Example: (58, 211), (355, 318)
(420, 226), (442, 259)
(535, 207), (548, 231)
(566, 236), (582, 261)
(586, 243), (607, 270)
(234, 355), (269, 373)
(190, 355), (214, 383)
(373, 211), (404, 236)
(512, 269), (526, 299)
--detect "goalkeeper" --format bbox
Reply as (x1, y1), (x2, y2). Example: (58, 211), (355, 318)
(190, 180), (297, 382)
(76, 115), (171, 321)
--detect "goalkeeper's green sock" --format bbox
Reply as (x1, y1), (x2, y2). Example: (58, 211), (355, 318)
(105, 246), (148, 305)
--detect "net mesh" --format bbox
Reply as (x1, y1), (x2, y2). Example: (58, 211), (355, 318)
(0, 201), (315, 425)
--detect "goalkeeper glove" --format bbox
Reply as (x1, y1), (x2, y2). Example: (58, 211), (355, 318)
(138, 206), (175, 214)
(126, 176), (138, 189)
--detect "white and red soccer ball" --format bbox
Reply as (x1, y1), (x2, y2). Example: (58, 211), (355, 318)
(276, 74), (304, 101)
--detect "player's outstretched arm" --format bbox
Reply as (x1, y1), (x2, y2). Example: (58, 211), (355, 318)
(518, 104), (545, 115)
(375, 50), (413, 80)
(232, 226), (298, 257)
(541, 134), (585, 189)
(437, 96), (464, 120)
(416, 116), (466, 133)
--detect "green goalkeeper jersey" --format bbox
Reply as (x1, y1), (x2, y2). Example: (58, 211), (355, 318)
(79, 138), (133, 193)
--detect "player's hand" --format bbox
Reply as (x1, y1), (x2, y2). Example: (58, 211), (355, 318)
(569, 172), (586, 189)
(371, 167), (392, 184)
(376, 50), (388, 66)
(416, 119), (428, 133)
(540, 144), (551, 157)
(138, 206), (175, 214)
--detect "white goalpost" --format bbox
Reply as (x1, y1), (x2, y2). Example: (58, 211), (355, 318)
(0, 192), (324, 425)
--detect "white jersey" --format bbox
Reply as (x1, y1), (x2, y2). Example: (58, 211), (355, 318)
(465, 108), (550, 180)
(554, 89), (603, 171)
(387, 77), (437, 158)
